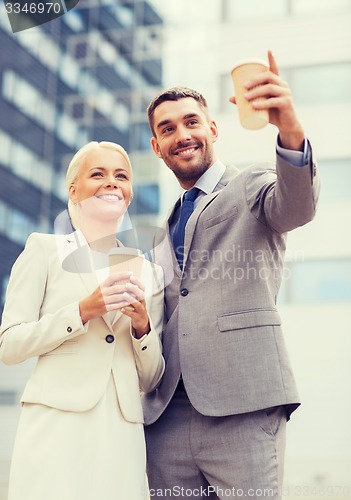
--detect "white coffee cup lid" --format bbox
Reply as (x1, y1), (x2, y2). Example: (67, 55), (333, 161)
(231, 58), (268, 72)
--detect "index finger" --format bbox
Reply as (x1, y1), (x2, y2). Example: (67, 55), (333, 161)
(268, 50), (279, 76)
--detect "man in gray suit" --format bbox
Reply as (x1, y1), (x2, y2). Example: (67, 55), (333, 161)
(142, 51), (320, 499)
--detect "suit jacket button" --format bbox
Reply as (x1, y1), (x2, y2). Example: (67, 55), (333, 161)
(67, 327), (72, 333)
(180, 288), (189, 297)
(105, 335), (115, 343)
(141, 346), (147, 351)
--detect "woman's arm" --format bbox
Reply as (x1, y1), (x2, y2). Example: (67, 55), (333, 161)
(0, 234), (87, 365)
(130, 263), (165, 393)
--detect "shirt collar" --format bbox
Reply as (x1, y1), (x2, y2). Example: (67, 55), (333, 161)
(179, 160), (226, 197)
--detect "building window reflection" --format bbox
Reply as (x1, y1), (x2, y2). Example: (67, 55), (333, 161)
(0, 200), (36, 245)
(0, 131), (52, 193)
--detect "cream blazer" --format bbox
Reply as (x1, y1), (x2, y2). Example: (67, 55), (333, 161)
(0, 230), (165, 423)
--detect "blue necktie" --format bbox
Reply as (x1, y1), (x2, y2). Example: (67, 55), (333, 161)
(172, 187), (200, 267)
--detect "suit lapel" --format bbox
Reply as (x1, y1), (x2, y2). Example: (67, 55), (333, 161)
(160, 165), (241, 275)
(182, 166), (240, 270)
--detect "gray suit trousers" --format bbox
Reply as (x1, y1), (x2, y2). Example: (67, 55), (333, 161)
(145, 386), (286, 500)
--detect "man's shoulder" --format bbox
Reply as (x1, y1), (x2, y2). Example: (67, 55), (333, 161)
(223, 162), (277, 188)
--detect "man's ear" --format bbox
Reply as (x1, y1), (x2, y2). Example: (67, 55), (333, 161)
(151, 136), (162, 158)
(210, 120), (219, 143)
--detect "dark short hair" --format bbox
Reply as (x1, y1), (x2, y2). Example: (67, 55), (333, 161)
(147, 86), (209, 136)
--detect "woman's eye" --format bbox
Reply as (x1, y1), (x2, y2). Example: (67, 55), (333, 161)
(91, 172), (103, 177)
(116, 174), (128, 180)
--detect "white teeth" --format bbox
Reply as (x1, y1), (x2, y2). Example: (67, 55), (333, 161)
(98, 195), (121, 201)
(177, 148), (196, 156)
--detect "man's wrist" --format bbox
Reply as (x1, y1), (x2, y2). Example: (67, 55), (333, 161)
(278, 127), (305, 152)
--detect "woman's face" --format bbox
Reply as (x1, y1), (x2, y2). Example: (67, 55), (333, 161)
(69, 147), (133, 222)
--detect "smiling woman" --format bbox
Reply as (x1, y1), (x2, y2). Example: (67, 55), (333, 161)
(0, 141), (165, 500)
(66, 141), (133, 234)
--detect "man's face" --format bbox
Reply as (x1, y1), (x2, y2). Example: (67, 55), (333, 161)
(150, 97), (218, 189)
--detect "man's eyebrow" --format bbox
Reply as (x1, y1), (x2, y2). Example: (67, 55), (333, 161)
(156, 113), (200, 130)
(184, 113), (200, 120)
(156, 119), (171, 130)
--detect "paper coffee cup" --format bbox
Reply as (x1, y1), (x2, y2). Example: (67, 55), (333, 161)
(231, 58), (269, 130)
(108, 247), (144, 283)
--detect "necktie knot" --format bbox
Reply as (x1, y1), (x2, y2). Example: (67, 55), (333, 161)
(183, 187), (200, 202)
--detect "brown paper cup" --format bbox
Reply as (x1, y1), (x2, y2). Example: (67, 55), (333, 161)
(108, 248), (144, 284)
(231, 59), (269, 130)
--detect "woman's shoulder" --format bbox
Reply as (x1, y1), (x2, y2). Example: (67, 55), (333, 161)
(25, 232), (58, 249)
(24, 232), (75, 256)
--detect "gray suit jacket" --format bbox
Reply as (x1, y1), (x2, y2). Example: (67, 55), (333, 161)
(143, 150), (320, 424)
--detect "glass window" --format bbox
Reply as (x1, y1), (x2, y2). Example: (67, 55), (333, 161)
(0, 200), (7, 232)
(115, 55), (132, 81)
(0, 130), (54, 192)
(12, 142), (33, 182)
(52, 170), (68, 202)
(57, 114), (78, 148)
(2, 70), (16, 100)
(36, 160), (52, 193)
(3, 71), (56, 131)
(289, 63), (351, 105)
(112, 101), (130, 132)
(7, 210), (31, 244)
(97, 38), (117, 65)
(37, 34), (60, 71)
(59, 54), (80, 89)
(115, 4), (134, 27)
(96, 92), (115, 118)
(16, 78), (39, 117)
(63, 10), (84, 32)
(0, 130), (12, 165)
(17, 30), (41, 56)
(4, 207), (36, 245)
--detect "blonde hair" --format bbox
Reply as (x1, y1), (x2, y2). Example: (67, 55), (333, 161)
(66, 141), (132, 228)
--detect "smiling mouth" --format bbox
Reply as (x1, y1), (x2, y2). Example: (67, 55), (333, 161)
(96, 194), (123, 202)
(174, 146), (199, 157)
